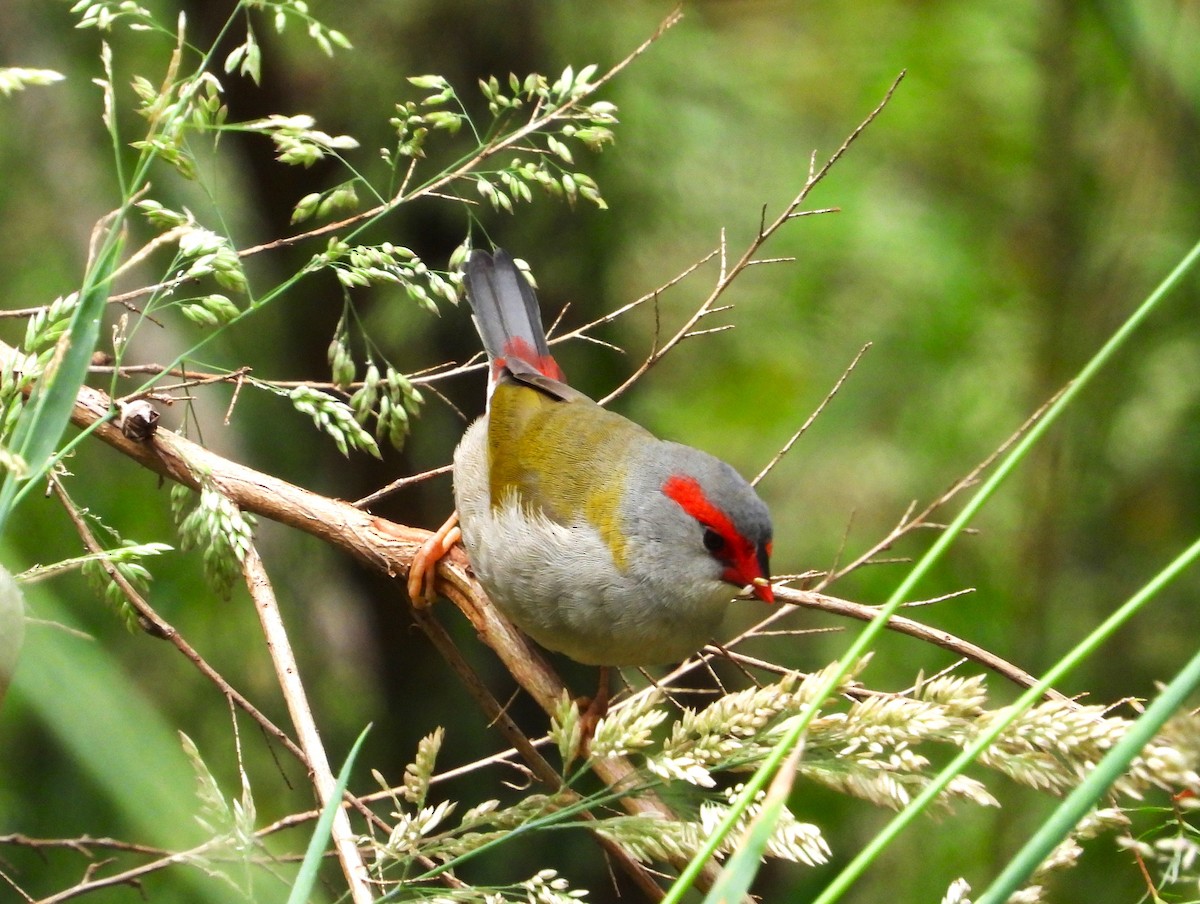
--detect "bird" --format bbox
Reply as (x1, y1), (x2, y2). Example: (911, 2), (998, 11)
(408, 248), (774, 680)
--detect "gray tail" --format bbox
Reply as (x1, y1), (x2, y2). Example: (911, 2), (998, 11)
(465, 249), (558, 375)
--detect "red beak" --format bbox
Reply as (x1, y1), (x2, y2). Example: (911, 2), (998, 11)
(751, 577), (775, 604)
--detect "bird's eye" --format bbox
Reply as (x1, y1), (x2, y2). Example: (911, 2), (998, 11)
(702, 528), (726, 553)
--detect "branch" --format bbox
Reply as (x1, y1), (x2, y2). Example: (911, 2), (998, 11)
(14, 809), (340, 903)
(820, 381), (1070, 589)
(408, 607), (672, 900)
(48, 477), (311, 765)
(592, 71), (904, 406)
(753, 342), (872, 486)
(772, 587), (1070, 702)
(240, 542), (373, 904)
(32, 357), (722, 897)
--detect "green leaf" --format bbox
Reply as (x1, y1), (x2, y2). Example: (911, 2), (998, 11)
(0, 564), (25, 707)
(0, 231), (122, 532)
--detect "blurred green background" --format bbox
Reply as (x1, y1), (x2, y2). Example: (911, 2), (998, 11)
(1, 1), (1198, 901)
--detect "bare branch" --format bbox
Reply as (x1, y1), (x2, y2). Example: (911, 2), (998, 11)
(411, 610), (670, 900)
(551, 249), (718, 348)
(753, 342), (872, 486)
(770, 586), (1071, 702)
(354, 463), (454, 508)
(822, 380), (1069, 587)
(240, 542), (373, 904)
(18, 350), (725, 897)
(12, 811), (334, 903)
(48, 476), (316, 768)
(581, 75), (903, 407)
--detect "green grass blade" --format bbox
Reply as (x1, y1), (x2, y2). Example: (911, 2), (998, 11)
(664, 235), (1200, 904)
(286, 724), (371, 904)
(973, 538), (1200, 904)
(817, 531), (1200, 904)
(698, 739), (805, 904)
(0, 565), (25, 707)
(805, 237), (1200, 904)
(0, 232), (123, 531)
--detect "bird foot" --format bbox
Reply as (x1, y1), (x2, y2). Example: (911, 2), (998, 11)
(406, 511), (461, 607)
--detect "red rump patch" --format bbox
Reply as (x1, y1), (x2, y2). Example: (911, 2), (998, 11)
(499, 337), (566, 382)
(662, 474), (772, 600)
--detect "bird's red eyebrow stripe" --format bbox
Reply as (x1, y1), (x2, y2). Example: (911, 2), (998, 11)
(662, 474), (737, 539)
(662, 474), (770, 599)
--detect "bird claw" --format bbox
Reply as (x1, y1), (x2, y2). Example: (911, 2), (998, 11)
(407, 512), (461, 607)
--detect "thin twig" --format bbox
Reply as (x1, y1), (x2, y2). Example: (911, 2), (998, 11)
(0, 833), (170, 858)
(0, 305), (62, 319)
(770, 586), (1071, 702)
(753, 342), (872, 486)
(821, 381), (1069, 588)
(48, 476), (313, 763)
(32, 840), (227, 903)
(16, 807), (346, 903)
(49, 473), (398, 852)
(598, 235), (736, 406)
(241, 542), (374, 904)
(354, 463), (454, 508)
(411, 607), (670, 900)
(555, 250), (718, 348)
(411, 607), (558, 781)
(0, 865), (34, 903)
(588, 73), (905, 406)
(139, 365), (253, 399)
(627, 581), (1069, 712)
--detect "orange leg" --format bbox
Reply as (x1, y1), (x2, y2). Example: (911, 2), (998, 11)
(406, 511), (461, 607)
(579, 665), (612, 745)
